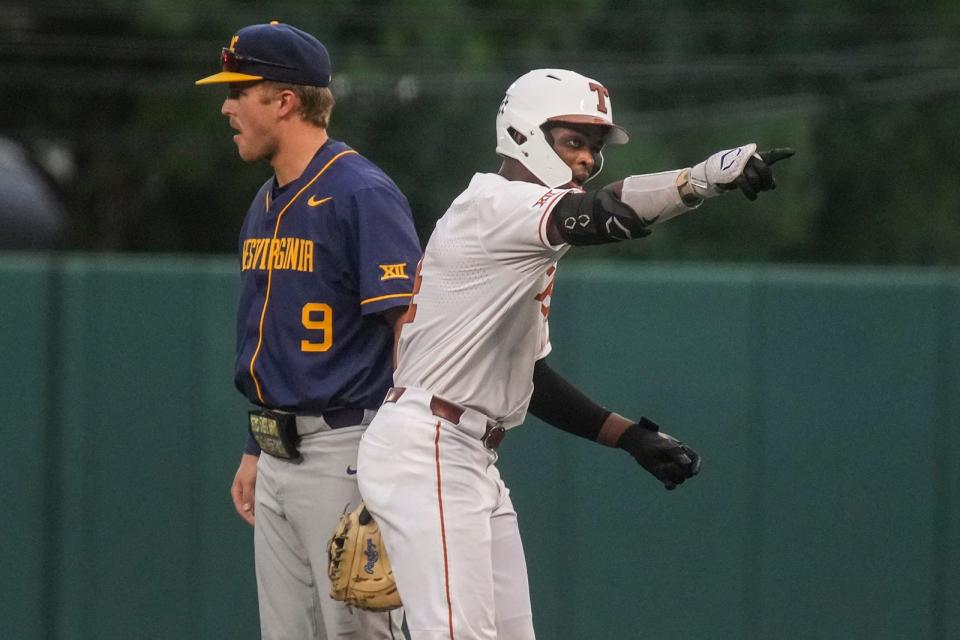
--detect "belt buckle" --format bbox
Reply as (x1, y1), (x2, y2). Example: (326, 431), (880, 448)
(249, 409), (301, 459)
(482, 424), (506, 450)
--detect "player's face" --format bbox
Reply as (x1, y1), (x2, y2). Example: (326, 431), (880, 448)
(548, 125), (607, 187)
(221, 82), (280, 164)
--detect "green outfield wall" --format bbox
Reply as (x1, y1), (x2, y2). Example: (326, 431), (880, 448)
(2, 255), (957, 640)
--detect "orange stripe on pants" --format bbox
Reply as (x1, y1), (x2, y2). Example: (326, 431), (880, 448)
(434, 421), (455, 639)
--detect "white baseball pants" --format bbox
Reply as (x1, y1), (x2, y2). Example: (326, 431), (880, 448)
(358, 388), (536, 640)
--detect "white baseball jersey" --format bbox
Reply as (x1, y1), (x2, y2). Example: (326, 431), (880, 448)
(393, 172), (574, 428)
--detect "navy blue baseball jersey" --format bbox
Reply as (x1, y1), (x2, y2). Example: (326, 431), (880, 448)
(234, 138), (421, 413)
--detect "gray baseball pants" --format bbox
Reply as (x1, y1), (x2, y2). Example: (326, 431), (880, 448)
(255, 417), (403, 639)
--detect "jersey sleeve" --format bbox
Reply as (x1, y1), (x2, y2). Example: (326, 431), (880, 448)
(347, 185), (423, 315)
(475, 181), (575, 270)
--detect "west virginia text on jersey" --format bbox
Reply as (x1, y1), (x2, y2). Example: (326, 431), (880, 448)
(242, 237), (315, 272)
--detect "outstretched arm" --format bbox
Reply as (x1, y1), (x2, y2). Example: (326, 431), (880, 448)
(546, 145), (795, 245)
(528, 359), (701, 490)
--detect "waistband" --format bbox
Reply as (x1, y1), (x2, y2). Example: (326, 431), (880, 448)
(383, 387), (506, 450)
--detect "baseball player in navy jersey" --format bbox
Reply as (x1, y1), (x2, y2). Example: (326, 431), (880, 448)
(357, 68), (793, 639)
(196, 22), (421, 640)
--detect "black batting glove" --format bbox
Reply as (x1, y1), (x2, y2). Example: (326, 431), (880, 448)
(617, 417), (702, 490)
(722, 147), (795, 201)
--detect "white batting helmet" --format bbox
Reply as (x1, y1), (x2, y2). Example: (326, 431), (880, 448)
(495, 69), (629, 188)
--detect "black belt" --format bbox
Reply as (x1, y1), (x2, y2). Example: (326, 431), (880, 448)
(319, 407), (367, 429)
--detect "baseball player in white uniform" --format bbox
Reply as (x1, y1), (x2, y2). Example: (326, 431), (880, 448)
(357, 69), (793, 639)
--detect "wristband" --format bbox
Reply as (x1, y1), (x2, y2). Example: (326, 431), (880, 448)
(675, 168), (704, 207)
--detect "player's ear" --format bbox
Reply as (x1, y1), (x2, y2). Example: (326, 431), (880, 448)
(276, 88), (300, 117)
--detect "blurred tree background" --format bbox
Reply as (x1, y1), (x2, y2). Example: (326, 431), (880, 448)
(2, 0), (959, 263)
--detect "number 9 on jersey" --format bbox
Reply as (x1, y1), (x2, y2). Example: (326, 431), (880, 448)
(301, 302), (333, 352)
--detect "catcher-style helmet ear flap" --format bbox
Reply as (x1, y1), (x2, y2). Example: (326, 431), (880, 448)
(495, 69), (629, 188)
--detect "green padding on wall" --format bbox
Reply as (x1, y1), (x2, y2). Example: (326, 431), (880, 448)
(943, 280), (960, 640)
(552, 265), (759, 640)
(192, 263), (260, 639)
(755, 270), (942, 639)
(0, 256), (54, 640)
(49, 256), (253, 639)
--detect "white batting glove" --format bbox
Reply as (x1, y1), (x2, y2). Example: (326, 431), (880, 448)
(688, 143), (758, 199)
